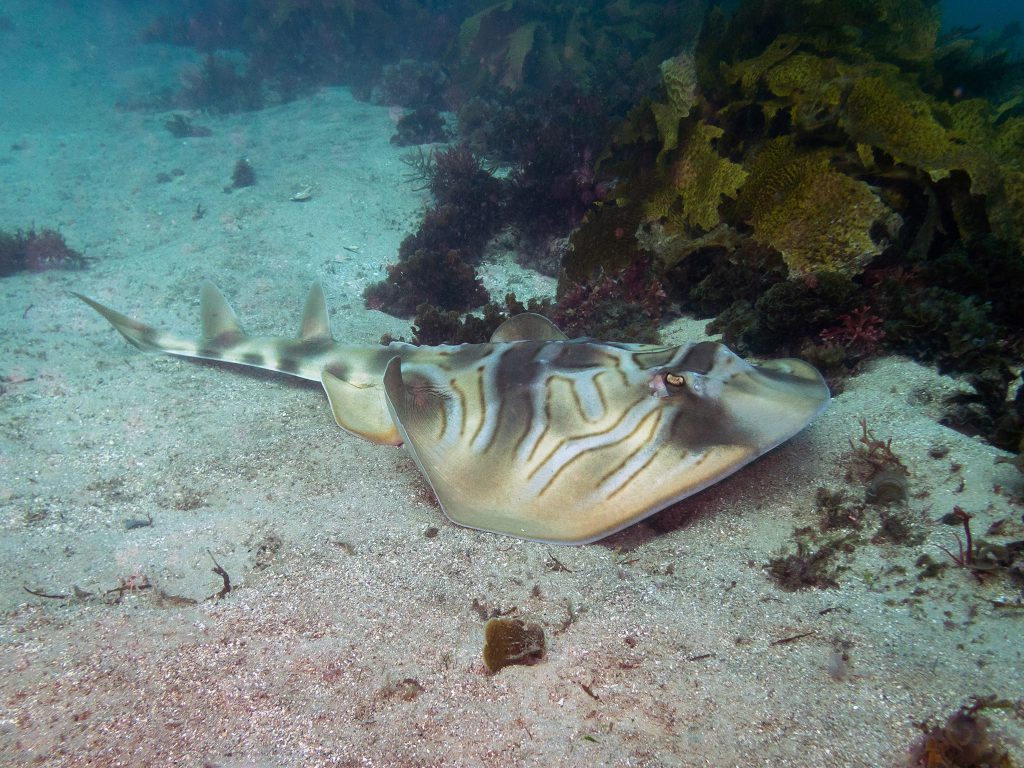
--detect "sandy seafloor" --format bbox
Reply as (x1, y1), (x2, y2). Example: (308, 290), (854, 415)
(1, 4), (1022, 767)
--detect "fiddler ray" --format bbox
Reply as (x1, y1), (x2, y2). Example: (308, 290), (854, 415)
(74, 283), (829, 544)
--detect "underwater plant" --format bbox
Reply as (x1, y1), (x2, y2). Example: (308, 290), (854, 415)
(365, 144), (506, 317)
(548, 0), (1023, 434)
(908, 697), (1019, 768)
(179, 53), (265, 113)
(447, 0), (698, 99)
(765, 532), (849, 591)
(390, 107), (448, 146)
(0, 228), (88, 276)
(364, 247), (488, 318)
(550, 260), (668, 343)
(230, 158), (255, 189)
(411, 294), (528, 346)
(482, 617), (545, 673)
(163, 114), (212, 138)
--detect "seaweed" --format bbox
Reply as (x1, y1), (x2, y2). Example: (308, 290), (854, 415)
(364, 247), (487, 318)
(426, 144), (504, 232)
(164, 113), (212, 138)
(765, 531), (849, 591)
(0, 227), (88, 276)
(390, 107), (448, 146)
(708, 272), (856, 355)
(230, 158), (255, 189)
(179, 53), (265, 114)
(848, 417), (908, 481)
(448, 1), (696, 99)
(816, 487), (867, 532)
(412, 294), (525, 346)
(936, 505), (1024, 583)
(366, 144), (507, 317)
(908, 697), (1019, 768)
(554, 0), (1023, 405)
(378, 678), (425, 702)
(482, 617), (545, 673)
(371, 59), (449, 110)
(942, 368), (1023, 452)
(551, 260), (667, 343)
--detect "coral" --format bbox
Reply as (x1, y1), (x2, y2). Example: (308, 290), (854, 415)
(0, 228), (88, 277)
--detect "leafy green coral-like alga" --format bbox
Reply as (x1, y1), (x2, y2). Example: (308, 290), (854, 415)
(651, 52), (699, 156)
(738, 137), (898, 276)
(644, 122), (747, 235)
(762, 52), (844, 128)
(841, 74), (958, 178)
(450, 1), (697, 95)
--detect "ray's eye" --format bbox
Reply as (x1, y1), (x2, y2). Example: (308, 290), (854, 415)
(650, 370), (692, 398)
(659, 370), (716, 398)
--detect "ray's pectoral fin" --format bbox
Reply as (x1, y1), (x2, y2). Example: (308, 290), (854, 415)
(382, 355), (619, 545)
(382, 356), (490, 531)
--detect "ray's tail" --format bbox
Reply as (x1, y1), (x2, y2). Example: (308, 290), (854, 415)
(72, 282), (335, 381)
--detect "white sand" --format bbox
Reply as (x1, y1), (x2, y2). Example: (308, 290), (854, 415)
(1, 3), (1022, 766)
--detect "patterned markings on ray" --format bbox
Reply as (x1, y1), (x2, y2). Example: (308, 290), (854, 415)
(75, 283), (830, 544)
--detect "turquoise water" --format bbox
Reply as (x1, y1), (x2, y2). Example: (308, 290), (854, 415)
(1, 2), (1022, 766)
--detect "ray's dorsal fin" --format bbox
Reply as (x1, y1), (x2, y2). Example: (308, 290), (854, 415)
(200, 281), (244, 345)
(490, 312), (568, 343)
(298, 283), (333, 341)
